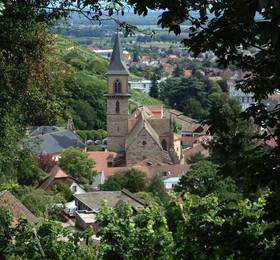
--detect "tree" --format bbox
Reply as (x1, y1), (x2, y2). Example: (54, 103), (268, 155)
(145, 174), (170, 205)
(168, 192), (277, 259)
(175, 161), (240, 203)
(59, 148), (96, 185)
(1, 218), (96, 259)
(149, 74), (159, 99)
(132, 48), (140, 62)
(36, 154), (57, 173)
(0, 1), (64, 181)
(97, 203), (174, 260)
(173, 64), (183, 77)
(207, 93), (257, 190)
(101, 169), (146, 193)
(183, 98), (207, 120)
(15, 151), (44, 186)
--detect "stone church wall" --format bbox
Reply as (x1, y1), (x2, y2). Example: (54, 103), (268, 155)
(126, 128), (164, 165)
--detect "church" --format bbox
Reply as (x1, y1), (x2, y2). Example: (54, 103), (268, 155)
(104, 33), (183, 166)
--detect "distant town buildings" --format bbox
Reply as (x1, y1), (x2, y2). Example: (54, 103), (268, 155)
(228, 81), (254, 110)
(128, 79), (153, 94)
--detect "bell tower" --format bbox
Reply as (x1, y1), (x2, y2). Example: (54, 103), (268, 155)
(104, 32), (130, 153)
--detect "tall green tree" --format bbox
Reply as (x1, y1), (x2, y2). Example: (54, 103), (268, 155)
(149, 74), (159, 99)
(59, 148), (96, 185)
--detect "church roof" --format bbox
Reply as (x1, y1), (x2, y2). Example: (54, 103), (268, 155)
(147, 118), (171, 136)
(107, 32), (129, 75)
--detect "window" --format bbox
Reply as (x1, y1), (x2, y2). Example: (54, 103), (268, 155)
(72, 185), (77, 192)
(114, 79), (122, 93)
(142, 140), (146, 145)
(161, 139), (167, 151)
(116, 101), (120, 113)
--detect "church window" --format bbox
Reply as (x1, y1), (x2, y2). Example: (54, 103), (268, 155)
(142, 140), (146, 146)
(116, 101), (120, 113)
(114, 79), (122, 93)
(161, 139), (167, 151)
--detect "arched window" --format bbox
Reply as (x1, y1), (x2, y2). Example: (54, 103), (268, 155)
(114, 79), (122, 93)
(116, 101), (120, 113)
(161, 139), (167, 151)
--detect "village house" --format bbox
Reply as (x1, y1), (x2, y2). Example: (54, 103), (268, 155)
(37, 165), (85, 194)
(37, 165), (86, 217)
(74, 189), (147, 230)
(24, 125), (85, 160)
(167, 109), (210, 148)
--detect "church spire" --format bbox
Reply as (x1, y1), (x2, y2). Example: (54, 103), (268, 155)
(107, 32), (129, 75)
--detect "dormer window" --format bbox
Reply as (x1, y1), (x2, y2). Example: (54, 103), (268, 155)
(114, 79), (122, 93)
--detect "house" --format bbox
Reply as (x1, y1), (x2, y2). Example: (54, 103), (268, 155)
(228, 81), (254, 111)
(37, 165), (86, 217)
(128, 79), (153, 94)
(75, 189), (150, 231)
(24, 126), (85, 159)
(0, 190), (38, 226)
(163, 177), (181, 190)
(74, 189), (147, 213)
(91, 172), (106, 190)
(37, 165), (85, 194)
(167, 109), (210, 148)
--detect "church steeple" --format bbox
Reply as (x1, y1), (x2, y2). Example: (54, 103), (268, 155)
(107, 32), (129, 75)
(105, 32), (130, 154)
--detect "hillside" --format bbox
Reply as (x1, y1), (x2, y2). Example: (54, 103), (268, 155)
(52, 35), (163, 130)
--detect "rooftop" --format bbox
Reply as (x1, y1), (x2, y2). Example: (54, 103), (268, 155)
(74, 189), (147, 212)
(107, 32), (129, 75)
(0, 190), (38, 226)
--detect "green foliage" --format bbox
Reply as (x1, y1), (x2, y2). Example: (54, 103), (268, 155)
(159, 76), (209, 120)
(57, 183), (73, 202)
(97, 203), (174, 260)
(2, 218), (96, 259)
(149, 74), (159, 99)
(187, 151), (207, 164)
(130, 88), (163, 106)
(76, 129), (107, 141)
(145, 175), (170, 205)
(15, 151), (44, 186)
(169, 192), (278, 259)
(175, 161), (241, 204)
(101, 169), (146, 193)
(0, 182), (65, 219)
(0, 1), (64, 181)
(0, 207), (12, 257)
(20, 188), (65, 219)
(59, 148), (96, 185)
(207, 93), (257, 190)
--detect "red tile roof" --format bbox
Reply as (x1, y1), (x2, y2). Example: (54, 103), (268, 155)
(0, 190), (38, 226)
(38, 165), (77, 190)
(87, 152), (189, 178)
